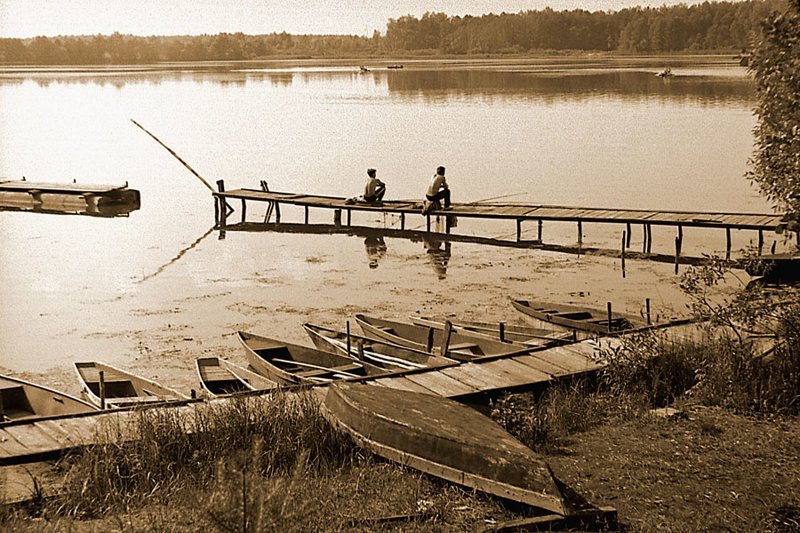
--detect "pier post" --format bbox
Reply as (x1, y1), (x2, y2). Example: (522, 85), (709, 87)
(757, 229), (764, 256)
(771, 240), (777, 255)
(346, 321), (351, 358)
(606, 303), (613, 333)
(499, 321), (505, 343)
(426, 215), (431, 232)
(674, 235), (682, 275)
(304, 206), (309, 225)
(240, 199), (247, 223)
(726, 227), (732, 261)
(516, 219), (522, 242)
(577, 220), (583, 245)
(400, 213), (405, 230)
(646, 224), (652, 254)
(621, 231), (626, 278)
(357, 343), (365, 363)
(645, 298), (651, 325)
(626, 222), (632, 248)
(347, 209), (351, 226)
(537, 219), (543, 242)
(99, 370), (106, 410)
(333, 209), (342, 226)
(642, 224), (647, 253)
(214, 196), (219, 226)
(426, 327), (435, 353)
(440, 320), (453, 357)
(217, 180), (227, 228)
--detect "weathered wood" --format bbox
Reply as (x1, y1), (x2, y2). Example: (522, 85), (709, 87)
(537, 219), (543, 241)
(403, 372), (479, 397)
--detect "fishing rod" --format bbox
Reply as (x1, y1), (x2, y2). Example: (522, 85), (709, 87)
(130, 119), (215, 192)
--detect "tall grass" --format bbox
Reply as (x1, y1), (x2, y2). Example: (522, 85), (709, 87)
(49, 390), (360, 518)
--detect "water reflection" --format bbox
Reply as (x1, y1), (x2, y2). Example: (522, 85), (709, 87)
(364, 235), (387, 269)
(1, 63), (754, 104)
(421, 234), (451, 279)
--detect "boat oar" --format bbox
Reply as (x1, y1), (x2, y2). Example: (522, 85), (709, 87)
(130, 119), (215, 192)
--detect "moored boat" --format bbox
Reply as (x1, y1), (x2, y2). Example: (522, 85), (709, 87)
(303, 323), (455, 368)
(195, 357), (276, 397)
(408, 315), (575, 345)
(355, 314), (535, 357)
(323, 382), (568, 514)
(511, 299), (644, 334)
(0, 374), (98, 423)
(73, 361), (188, 409)
(237, 331), (375, 385)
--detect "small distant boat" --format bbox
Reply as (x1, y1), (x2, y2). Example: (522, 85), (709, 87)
(359, 65), (369, 73)
(409, 315), (575, 345)
(656, 67), (674, 78)
(355, 314), (535, 357)
(387, 64), (404, 69)
(0, 373), (98, 423)
(324, 382), (569, 514)
(303, 323), (454, 369)
(511, 300), (644, 334)
(195, 357), (276, 397)
(73, 361), (188, 409)
(237, 331), (374, 385)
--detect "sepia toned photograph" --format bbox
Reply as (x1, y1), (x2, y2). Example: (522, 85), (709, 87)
(1, 0), (798, 530)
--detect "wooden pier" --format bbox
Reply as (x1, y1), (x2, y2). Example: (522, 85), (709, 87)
(0, 325), (705, 468)
(213, 183), (791, 259)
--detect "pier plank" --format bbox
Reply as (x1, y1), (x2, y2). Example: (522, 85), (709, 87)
(373, 377), (437, 395)
(3, 425), (61, 454)
(404, 372), (480, 397)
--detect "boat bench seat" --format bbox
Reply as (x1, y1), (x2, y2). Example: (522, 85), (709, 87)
(448, 342), (480, 352)
(298, 364), (361, 379)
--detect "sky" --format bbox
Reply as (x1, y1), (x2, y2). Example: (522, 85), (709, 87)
(0, 0), (719, 38)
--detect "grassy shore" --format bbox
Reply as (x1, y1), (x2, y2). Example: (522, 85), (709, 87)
(2, 283), (799, 531)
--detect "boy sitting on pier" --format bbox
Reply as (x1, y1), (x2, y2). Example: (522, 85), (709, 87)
(422, 166), (451, 214)
(347, 168), (385, 205)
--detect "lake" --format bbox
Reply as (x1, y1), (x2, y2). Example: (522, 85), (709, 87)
(0, 56), (777, 382)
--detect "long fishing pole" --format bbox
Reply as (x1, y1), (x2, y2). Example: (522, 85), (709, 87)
(130, 119), (215, 192)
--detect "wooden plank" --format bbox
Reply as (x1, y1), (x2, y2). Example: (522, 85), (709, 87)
(3, 425), (61, 454)
(373, 377), (438, 395)
(0, 428), (31, 459)
(439, 365), (498, 390)
(528, 346), (598, 373)
(34, 419), (79, 446)
(511, 355), (572, 376)
(404, 372), (480, 397)
(482, 360), (551, 387)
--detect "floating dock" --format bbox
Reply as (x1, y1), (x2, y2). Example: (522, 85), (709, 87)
(0, 179), (140, 217)
(213, 182), (791, 260)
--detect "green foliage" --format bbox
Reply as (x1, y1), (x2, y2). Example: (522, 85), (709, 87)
(749, 0), (800, 216)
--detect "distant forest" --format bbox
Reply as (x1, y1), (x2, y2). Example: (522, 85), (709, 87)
(0, 1), (786, 64)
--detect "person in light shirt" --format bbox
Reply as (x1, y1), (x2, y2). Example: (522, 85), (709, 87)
(425, 166), (451, 209)
(363, 168), (386, 204)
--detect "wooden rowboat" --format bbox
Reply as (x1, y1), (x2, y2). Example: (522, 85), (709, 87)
(73, 361), (188, 409)
(408, 315), (575, 345)
(195, 357), (276, 397)
(303, 323), (455, 368)
(355, 314), (535, 357)
(324, 382), (568, 514)
(0, 374), (98, 423)
(237, 331), (376, 385)
(511, 299), (644, 334)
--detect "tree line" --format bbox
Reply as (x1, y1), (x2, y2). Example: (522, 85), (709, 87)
(0, 1), (787, 64)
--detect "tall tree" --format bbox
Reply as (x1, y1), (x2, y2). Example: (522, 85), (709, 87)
(749, 0), (800, 219)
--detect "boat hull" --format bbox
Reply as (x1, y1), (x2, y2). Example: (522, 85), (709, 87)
(324, 382), (567, 515)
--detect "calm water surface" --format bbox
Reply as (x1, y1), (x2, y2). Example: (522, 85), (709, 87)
(0, 58), (773, 374)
